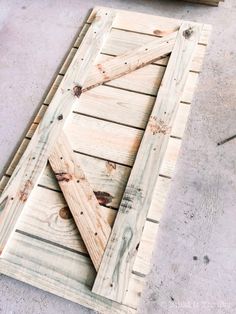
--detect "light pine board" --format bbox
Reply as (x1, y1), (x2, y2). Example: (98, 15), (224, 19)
(183, 0), (223, 6)
(92, 22), (202, 303)
(49, 132), (111, 271)
(0, 8), (115, 255)
(0, 7), (211, 313)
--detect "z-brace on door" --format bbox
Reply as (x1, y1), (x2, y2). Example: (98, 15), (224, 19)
(0, 9), (201, 304)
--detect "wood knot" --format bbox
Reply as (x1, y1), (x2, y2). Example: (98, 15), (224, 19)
(19, 180), (32, 202)
(94, 191), (113, 206)
(183, 27), (193, 39)
(57, 114), (63, 120)
(73, 85), (82, 97)
(148, 116), (170, 135)
(59, 207), (72, 220)
(106, 161), (116, 175)
(55, 172), (72, 182)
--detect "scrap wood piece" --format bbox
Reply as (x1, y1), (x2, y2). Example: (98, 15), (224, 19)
(92, 22), (202, 303)
(49, 132), (111, 271)
(183, 0), (222, 5)
(0, 9), (115, 256)
(83, 32), (177, 91)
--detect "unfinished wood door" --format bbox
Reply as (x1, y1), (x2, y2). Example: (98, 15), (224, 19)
(0, 7), (211, 313)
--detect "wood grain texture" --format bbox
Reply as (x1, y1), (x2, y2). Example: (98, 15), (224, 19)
(0, 9), (115, 255)
(0, 232), (138, 313)
(88, 7), (212, 45)
(49, 132), (111, 271)
(183, 0), (221, 5)
(0, 7), (211, 313)
(92, 22), (202, 303)
(83, 32), (176, 91)
(99, 28), (206, 73)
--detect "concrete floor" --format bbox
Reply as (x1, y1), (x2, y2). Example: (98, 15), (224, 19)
(0, 0), (235, 313)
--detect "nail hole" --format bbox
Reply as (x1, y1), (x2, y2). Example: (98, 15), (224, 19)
(94, 31), (96, 34)
(80, 211), (83, 215)
(81, 58), (84, 61)
(95, 232), (98, 236)
(102, 71), (105, 73)
(105, 13), (108, 15)
(11, 197), (14, 200)
(145, 48), (148, 51)
(50, 120), (53, 123)
(60, 157), (63, 160)
(32, 157), (35, 160)
(164, 112), (167, 114)
(77, 180), (80, 183)
(124, 62), (127, 65)
(110, 283), (113, 287)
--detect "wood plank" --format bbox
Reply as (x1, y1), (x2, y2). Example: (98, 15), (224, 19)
(75, 85), (155, 129)
(76, 88), (190, 134)
(17, 182), (158, 272)
(3, 137), (179, 212)
(49, 132), (111, 271)
(17, 186), (115, 255)
(92, 22), (202, 303)
(0, 7), (212, 313)
(184, 0), (220, 5)
(0, 9), (115, 255)
(83, 32), (176, 91)
(91, 54), (198, 103)
(88, 7), (211, 45)
(100, 28), (206, 73)
(64, 114), (143, 167)
(133, 221), (158, 275)
(32, 86), (190, 135)
(16, 183), (160, 280)
(0, 232), (138, 313)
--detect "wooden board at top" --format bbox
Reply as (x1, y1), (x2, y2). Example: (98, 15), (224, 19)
(0, 7), (211, 314)
(183, 0), (223, 6)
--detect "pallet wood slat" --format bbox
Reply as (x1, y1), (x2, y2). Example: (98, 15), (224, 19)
(0, 7), (211, 313)
(49, 132), (111, 271)
(83, 32), (176, 91)
(183, 0), (222, 6)
(92, 22), (202, 303)
(0, 9), (115, 255)
(87, 7), (211, 45)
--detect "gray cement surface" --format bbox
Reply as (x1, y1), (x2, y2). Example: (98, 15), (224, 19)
(0, 0), (235, 313)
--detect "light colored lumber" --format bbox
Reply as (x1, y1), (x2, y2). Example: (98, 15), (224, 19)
(92, 22), (201, 303)
(64, 114), (143, 167)
(0, 232), (139, 313)
(0, 7), (211, 313)
(3, 136), (180, 209)
(49, 132), (111, 271)
(0, 9), (115, 255)
(33, 86), (190, 135)
(183, 0), (220, 5)
(92, 54), (198, 103)
(18, 186), (115, 255)
(88, 7), (211, 45)
(83, 32), (176, 91)
(101, 28), (206, 73)
(17, 184), (160, 278)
